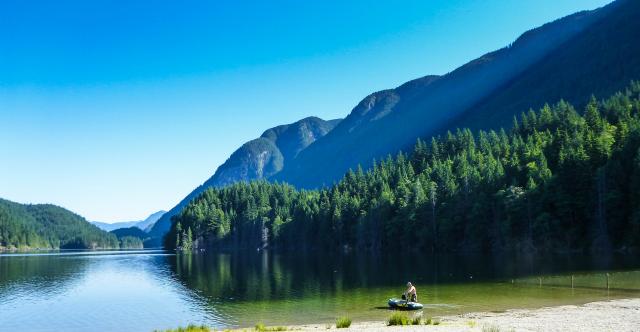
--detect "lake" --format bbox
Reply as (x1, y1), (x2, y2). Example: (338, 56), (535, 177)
(1, 250), (639, 332)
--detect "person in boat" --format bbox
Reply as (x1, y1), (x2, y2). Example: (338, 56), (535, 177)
(402, 282), (417, 302)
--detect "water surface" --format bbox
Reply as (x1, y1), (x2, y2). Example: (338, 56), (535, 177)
(1, 250), (639, 332)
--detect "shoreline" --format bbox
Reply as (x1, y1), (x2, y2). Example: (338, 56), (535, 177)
(238, 298), (640, 332)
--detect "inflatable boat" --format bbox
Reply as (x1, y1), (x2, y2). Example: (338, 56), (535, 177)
(388, 298), (424, 310)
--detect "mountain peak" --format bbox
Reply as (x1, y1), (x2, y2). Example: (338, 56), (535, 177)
(148, 116), (342, 239)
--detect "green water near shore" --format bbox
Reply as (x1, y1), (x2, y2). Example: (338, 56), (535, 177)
(171, 252), (640, 327)
(0, 250), (639, 331)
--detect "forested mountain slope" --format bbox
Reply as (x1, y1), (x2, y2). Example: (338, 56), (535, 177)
(275, 0), (638, 189)
(148, 116), (340, 241)
(0, 198), (120, 250)
(167, 83), (640, 253)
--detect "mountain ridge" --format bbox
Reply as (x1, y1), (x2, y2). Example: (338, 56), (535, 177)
(274, 0), (626, 188)
(148, 116), (341, 240)
(165, 82), (640, 253)
(153, 0), (640, 245)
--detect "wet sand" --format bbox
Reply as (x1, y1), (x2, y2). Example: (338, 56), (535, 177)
(273, 298), (640, 332)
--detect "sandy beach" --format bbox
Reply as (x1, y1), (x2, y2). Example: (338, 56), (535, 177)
(278, 298), (640, 332)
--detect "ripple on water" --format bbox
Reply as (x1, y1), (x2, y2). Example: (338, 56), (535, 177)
(1, 251), (640, 331)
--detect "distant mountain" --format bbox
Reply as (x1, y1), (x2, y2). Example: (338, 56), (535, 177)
(91, 220), (138, 232)
(275, 0), (638, 188)
(0, 198), (119, 250)
(138, 210), (166, 231)
(91, 210), (166, 232)
(148, 117), (341, 240)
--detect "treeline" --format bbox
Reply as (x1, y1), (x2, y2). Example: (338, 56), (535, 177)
(0, 199), (137, 250)
(110, 227), (148, 249)
(167, 83), (640, 253)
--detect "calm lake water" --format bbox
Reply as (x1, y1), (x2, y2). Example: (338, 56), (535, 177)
(1, 250), (639, 332)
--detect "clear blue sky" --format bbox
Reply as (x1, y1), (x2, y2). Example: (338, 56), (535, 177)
(0, 0), (612, 222)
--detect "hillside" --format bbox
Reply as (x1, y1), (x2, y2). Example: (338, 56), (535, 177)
(167, 83), (640, 253)
(148, 116), (341, 242)
(110, 227), (148, 239)
(110, 227), (149, 249)
(275, 0), (638, 188)
(0, 198), (120, 250)
(451, 0), (640, 131)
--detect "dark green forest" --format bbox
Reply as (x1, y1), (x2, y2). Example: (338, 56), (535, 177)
(0, 199), (134, 250)
(110, 227), (148, 249)
(167, 83), (640, 253)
